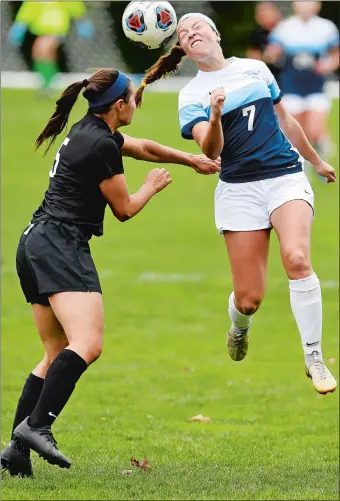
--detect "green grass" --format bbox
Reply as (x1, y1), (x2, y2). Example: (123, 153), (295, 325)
(1, 89), (339, 500)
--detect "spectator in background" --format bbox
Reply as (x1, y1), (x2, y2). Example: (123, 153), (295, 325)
(247, 1), (282, 84)
(8, 1), (94, 95)
(265, 1), (339, 174)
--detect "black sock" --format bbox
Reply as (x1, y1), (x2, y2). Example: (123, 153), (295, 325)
(11, 373), (45, 437)
(28, 349), (87, 428)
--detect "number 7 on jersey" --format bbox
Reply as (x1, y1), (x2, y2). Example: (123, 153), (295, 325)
(49, 137), (70, 178)
(242, 105), (256, 131)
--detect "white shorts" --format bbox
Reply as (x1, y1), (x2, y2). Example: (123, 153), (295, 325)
(282, 93), (330, 114)
(214, 171), (314, 233)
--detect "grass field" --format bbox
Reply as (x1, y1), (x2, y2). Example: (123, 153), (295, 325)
(1, 89), (339, 500)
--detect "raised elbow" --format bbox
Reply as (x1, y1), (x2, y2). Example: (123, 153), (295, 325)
(117, 214), (130, 223)
(117, 212), (132, 222)
(110, 207), (131, 222)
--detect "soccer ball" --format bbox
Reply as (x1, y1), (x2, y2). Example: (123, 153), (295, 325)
(122, 1), (177, 50)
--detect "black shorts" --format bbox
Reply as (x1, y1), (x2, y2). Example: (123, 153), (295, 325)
(16, 219), (102, 306)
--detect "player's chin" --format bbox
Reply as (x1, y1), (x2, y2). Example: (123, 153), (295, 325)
(121, 117), (133, 127)
(186, 47), (208, 62)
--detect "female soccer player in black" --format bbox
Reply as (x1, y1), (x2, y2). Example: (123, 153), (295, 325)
(1, 68), (220, 477)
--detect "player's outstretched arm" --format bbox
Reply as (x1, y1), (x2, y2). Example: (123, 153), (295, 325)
(121, 134), (220, 175)
(99, 170), (172, 222)
(275, 101), (336, 183)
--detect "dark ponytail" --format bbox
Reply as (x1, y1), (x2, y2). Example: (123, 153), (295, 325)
(35, 68), (131, 154)
(135, 44), (185, 107)
(35, 81), (85, 153)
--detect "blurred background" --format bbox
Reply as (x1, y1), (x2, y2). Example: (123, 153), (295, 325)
(2, 1), (339, 89)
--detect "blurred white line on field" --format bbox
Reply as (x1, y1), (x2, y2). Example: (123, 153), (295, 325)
(137, 272), (203, 283)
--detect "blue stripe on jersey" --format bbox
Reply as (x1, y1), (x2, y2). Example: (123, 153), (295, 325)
(180, 80), (281, 139)
(268, 81), (281, 101)
(180, 104), (209, 139)
(205, 81), (272, 117)
(269, 37), (338, 56)
(219, 97), (302, 183)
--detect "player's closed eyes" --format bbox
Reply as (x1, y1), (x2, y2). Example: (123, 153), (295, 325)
(179, 24), (202, 42)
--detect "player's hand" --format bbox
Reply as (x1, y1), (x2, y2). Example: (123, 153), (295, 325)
(313, 159), (336, 183)
(145, 168), (172, 193)
(210, 87), (225, 120)
(314, 58), (334, 75)
(190, 154), (221, 175)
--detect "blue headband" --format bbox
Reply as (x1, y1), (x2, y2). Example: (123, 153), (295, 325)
(87, 72), (129, 109)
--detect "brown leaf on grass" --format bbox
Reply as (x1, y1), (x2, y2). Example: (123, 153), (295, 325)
(130, 457), (151, 470)
(187, 414), (211, 423)
(327, 356), (337, 364)
(121, 469), (134, 475)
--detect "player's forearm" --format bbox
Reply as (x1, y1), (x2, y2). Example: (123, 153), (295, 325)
(282, 114), (320, 166)
(138, 139), (195, 167)
(120, 184), (155, 221)
(201, 119), (224, 160)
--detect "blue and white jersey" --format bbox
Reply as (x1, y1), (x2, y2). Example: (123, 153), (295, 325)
(269, 15), (339, 96)
(178, 57), (302, 183)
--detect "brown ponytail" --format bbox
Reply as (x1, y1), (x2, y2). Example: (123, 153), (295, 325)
(35, 68), (131, 154)
(35, 81), (85, 154)
(135, 44), (185, 107)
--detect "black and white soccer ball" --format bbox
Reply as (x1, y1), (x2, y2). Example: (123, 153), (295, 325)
(122, 1), (177, 49)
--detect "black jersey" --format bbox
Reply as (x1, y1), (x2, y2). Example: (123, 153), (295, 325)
(32, 114), (124, 237)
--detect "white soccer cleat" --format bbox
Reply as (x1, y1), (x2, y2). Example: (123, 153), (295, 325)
(226, 324), (250, 361)
(305, 352), (337, 394)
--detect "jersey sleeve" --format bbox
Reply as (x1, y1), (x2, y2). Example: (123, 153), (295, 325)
(268, 21), (286, 48)
(256, 60), (283, 104)
(179, 103), (209, 140)
(326, 21), (339, 50)
(91, 137), (124, 184)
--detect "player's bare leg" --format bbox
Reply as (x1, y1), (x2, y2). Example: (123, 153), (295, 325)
(224, 229), (270, 361)
(271, 200), (336, 394)
(13, 292), (103, 468)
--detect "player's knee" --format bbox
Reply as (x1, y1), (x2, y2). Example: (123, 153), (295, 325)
(32, 36), (56, 60)
(283, 248), (311, 276)
(237, 295), (262, 315)
(85, 339), (103, 364)
(87, 346), (102, 364)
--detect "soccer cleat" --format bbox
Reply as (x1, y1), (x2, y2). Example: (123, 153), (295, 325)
(305, 352), (337, 394)
(226, 323), (250, 361)
(13, 417), (71, 469)
(1, 438), (33, 478)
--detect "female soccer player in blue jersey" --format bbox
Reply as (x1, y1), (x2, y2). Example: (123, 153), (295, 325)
(136, 13), (337, 396)
(265, 1), (339, 169)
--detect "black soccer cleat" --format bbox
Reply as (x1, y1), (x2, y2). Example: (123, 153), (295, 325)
(1, 438), (33, 478)
(13, 417), (71, 469)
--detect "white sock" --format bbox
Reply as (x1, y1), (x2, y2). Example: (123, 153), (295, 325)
(289, 273), (322, 356)
(228, 292), (252, 331)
